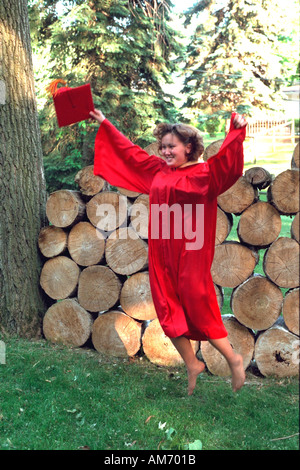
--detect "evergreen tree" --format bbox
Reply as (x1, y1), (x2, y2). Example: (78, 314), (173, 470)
(29, 0), (183, 191)
(181, 0), (296, 124)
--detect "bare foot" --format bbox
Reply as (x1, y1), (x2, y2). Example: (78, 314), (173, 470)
(187, 360), (205, 396)
(231, 354), (245, 392)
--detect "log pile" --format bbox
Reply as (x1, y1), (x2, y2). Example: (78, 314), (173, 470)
(39, 144), (299, 377)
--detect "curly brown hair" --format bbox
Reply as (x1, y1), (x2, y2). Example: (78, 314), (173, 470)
(153, 123), (204, 162)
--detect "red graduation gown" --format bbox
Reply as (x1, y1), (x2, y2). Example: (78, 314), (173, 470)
(94, 114), (246, 341)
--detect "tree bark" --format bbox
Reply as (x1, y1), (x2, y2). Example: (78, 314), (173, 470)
(0, 0), (47, 337)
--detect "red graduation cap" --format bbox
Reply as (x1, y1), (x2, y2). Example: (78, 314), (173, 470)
(47, 79), (95, 127)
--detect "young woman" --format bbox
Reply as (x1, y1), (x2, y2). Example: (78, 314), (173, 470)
(90, 109), (247, 395)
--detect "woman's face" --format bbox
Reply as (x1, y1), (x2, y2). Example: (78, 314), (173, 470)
(161, 133), (192, 168)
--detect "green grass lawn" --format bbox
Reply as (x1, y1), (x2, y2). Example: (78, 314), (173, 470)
(0, 337), (298, 451)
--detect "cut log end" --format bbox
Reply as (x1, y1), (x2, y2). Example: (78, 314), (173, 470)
(43, 299), (93, 347)
(38, 226), (68, 258)
(46, 190), (86, 228)
(267, 169), (300, 215)
(68, 221), (105, 266)
(40, 256), (80, 300)
(211, 242), (258, 288)
(263, 237), (300, 288)
(78, 265), (121, 313)
(217, 176), (258, 215)
(244, 167), (272, 189)
(255, 319), (299, 377)
(142, 318), (198, 367)
(282, 288), (299, 336)
(237, 201), (281, 248)
(105, 228), (148, 275)
(200, 316), (255, 376)
(120, 272), (157, 321)
(92, 311), (142, 358)
(75, 165), (106, 196)
(231, 275), (283, 331)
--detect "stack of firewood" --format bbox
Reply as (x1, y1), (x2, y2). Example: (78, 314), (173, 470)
(39, 142), (300, 378)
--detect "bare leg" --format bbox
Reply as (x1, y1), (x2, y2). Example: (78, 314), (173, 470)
(170, 336), (205, 396)
(208, 337), (245, 392)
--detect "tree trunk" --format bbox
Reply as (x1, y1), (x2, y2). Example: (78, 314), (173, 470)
(46, 190), (86, 228)
(267, 169), (300, 215)
(78, 265), (121, 313)
(215, 207), (233, 245)
(254, 318), (299, 377)
(43, 298), (92, 347)
(230, 274), (283, 330)
(217, 176), (258, 215)
(0, 0), (47, 337)
(291, 212), (299, 243)
(142, 318), (198, 366)
(86, 191), (128, 232)
(40, 256), (80, 300)
(244, 166), (272, 189)
(237, 201), (282, 248)
(105, 228), (148, 275)
(92, 310), (142, 358)
(120, 272), (157, 321)
(200, 315), (255, 376)
(68, 221), (105, 266)
(282, 288), (299, 336)
(38, 226), (68, 258)
(263, 237), (300, 288)
(211, 241), (258, 288)
(74, 165), (107, 197)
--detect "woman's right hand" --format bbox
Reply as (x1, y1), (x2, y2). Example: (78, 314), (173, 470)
(90, 109), (106, 124)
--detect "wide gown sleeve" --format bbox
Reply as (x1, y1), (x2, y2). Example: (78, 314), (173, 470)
(207, 113), (246, 198)
(93, 119), (166, 194)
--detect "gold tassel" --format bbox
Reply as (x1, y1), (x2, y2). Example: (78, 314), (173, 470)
(46, 79), (67, 97)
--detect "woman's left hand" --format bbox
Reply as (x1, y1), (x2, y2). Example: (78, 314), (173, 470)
(233, 113), (247, 129)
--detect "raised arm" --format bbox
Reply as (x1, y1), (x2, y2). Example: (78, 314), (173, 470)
(207, 113), (247, 198)
(90, 110), (166, 195)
